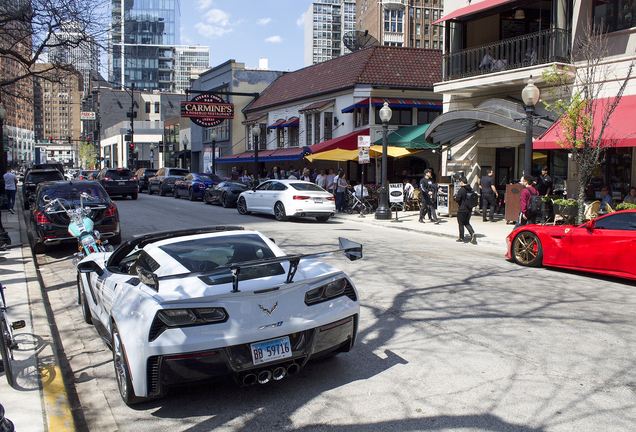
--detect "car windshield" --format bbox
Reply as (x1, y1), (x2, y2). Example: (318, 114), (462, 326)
(26, 172), (63, 183)
(196, 175), (214, 182)
(38, 184), (107, 204)
(225, 181), (248, 189)
(170, 169), (189, 176)
(158, 234), (284, 281)
(106, 169), (133, 178)
(290, 182), (327, 192)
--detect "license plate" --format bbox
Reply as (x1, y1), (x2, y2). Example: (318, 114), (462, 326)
(81, 236), (95, 247)
(314, 198), (323, 203)
(251, 336), (291, 365)
(118, 181), (125, 185)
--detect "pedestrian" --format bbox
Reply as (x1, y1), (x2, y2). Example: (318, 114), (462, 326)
(536, 166), (553, 222)
(301, 168), (312, 182)
(624, 186), (636, 204)
(287, 169), (298, 180)
(267, 166), (282, 179)
(3, 169), (17, 214)
(518, 175), (539, 226)
(419, 169), (440, 224)
(335, 170), (349, 212)
(316, 169), (327, 189)
(454, 176), (477, 244)
(600, 186), (613, 211)
(479, 169), (498, 222)
(230, 167), (240, 181)
(326, 168), (336, 194)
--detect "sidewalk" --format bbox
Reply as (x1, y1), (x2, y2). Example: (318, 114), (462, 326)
(0, 205), (75, 431)
(332, 208), (513, 248)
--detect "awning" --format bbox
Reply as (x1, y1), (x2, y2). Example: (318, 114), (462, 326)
(242, 114), (267, 125)
(425, 99), (552, 147)
(216, 146), (313, 164)
(305, 145), (416, 162)
(534, 95), (636, 150)
(267, 119), (286, 129)
(372, 123), (439, 149)
(341, 97), (442, 113)
(433, 0), (516, 24)
(308, 128), (370, 154)
(299, 100), (335, 113)
(281, 117), (299, 127)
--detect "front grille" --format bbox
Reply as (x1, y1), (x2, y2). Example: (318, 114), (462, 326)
(147, 356), (161, 396)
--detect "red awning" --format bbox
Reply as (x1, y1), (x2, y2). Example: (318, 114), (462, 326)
(267, 119), (286, 129)
(281, 117), (299, 127)
(308, 128), (370, 154)
(534, 95), (636, 150)
(433, 0), (516, 24)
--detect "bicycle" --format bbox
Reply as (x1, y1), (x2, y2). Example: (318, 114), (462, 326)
(0, 248), (26, 387)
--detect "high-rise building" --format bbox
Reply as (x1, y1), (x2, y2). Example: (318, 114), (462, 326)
(174, 46), (210, 93)
(109, 0), (181, 91)
(356, 0), (444, 50)
(48, 22), (100, 96)
(304, 0), (357, 66)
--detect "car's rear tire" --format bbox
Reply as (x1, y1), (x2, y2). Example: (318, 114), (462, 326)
(78, 275), (93, 325)
(174, 189), (180, 199)
(112, 323), (147, 405)
(316, 215), (330, 222)
(131, 192), (138, 200)
(188, 188), (195, 201)
(159, 183), (166, 196)
(147, 186), (154, 195)
(512, 231), (543, 267)
(237, 197), (250, 215)
(221, 193), (229, 208)
(274, 202), (289, 221)
(203, 193), (211, 204)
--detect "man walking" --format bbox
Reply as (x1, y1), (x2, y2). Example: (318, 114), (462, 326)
(3, 169), (17, 214)
(479, 169), (498, 222)
(518, 175), (539, 226)
(419, 169), (439, 224)
(454, 176), (477, 244)
(536, 166), (553, 222)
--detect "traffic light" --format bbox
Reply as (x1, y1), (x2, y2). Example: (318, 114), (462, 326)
(49, 136), (53, 143)
(86, 136), (90, 143)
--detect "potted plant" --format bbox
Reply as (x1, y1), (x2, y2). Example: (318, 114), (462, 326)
(616, 203), (636, 211)
(553, 198), (579, 217)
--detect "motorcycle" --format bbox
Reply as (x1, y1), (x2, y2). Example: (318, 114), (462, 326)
(43, 192), (114, 266)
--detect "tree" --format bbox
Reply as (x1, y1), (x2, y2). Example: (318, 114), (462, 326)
(79, 141), (98, 169)
(0, 0), (109, 100)
(541, 22), (634, 224)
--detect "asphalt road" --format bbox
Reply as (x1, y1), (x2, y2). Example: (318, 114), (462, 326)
(34, 191), (636, 431)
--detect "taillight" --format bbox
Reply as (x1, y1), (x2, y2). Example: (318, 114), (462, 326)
(104, 204), (117, 218)
(35, 211), (51, 225)
(131, 176), (137, 181)
(104, 177), (112, 181)
(293, 195), (311, 200)
(326, 197), (335, 201)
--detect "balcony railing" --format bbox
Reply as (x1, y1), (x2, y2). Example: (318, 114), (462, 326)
(443, 29), (571, 81)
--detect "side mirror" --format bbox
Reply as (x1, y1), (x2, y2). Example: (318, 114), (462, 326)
(77, 260), (104, 277)
(136, 266), (159, 291)
(339, 237), (363, 261)
(587, 220), (596, 230)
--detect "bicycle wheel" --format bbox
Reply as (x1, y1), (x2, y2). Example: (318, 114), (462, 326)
(0, 315), (15, 387)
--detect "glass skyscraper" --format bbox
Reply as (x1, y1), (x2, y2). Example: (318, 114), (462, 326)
(109, 0), (181, 91)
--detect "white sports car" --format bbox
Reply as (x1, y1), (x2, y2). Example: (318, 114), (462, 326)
(237, 179), (336, 222)
(76, 226), (362, 405)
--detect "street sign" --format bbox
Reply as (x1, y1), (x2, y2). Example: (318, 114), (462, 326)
(357, 135), (371, 149)
(81, 112), (96, 120)
(358, 149), (370, 164)
(389, 183), (404, 203)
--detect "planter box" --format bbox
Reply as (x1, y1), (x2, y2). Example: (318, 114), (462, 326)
(553, 203), (578, 217)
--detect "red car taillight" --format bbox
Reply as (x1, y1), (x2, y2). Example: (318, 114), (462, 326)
(104, 204), (117, 218)
(326, 197), (335, 201)
(104, 177), (112, 181)
(131, 176), (137, 181)
(35, 211), (51, 225)
(293, 195), (311, 200)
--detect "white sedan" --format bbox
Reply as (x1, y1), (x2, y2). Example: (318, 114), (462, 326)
(76, 227), (362, 405)
(236, 179), (335, 222)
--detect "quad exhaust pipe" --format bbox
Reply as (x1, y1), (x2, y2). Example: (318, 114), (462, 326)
(239, 361), (301, 386)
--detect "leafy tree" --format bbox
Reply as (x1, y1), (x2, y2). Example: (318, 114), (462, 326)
(79, 141), (98, 169)
(542, 23), (634, 224)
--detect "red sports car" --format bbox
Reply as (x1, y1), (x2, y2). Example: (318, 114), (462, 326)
(506, 209), (636, 280)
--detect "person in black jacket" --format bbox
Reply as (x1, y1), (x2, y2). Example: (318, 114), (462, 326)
(419, 169), (440, 224)
(454, 176), (477, 244)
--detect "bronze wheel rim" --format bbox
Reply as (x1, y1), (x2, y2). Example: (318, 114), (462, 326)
(513, 232), (539, 265)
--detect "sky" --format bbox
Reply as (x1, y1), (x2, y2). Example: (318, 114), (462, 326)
(179, 0), (315, 72)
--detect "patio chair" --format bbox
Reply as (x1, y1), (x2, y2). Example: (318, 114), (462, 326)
(584, 200), (601, 221)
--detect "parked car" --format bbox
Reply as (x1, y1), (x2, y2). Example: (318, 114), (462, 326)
(28, 181), (121, 254)
(96, 168), (139, 199)
(204, 180), (250, 208)
(173, 173), (222, 201)
(22, 169), (65, 210)
(76, 227), (362, 404)
(147, 167), (189, 196)
(30, 162), (64, 175)
(135, 168), (158, 193)
(506, 209), (636, 280)
(77, 170), (99, 181)
(237, 179), (336, 222)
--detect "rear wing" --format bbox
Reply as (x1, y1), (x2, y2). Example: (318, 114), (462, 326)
(136, 237), (362, 293)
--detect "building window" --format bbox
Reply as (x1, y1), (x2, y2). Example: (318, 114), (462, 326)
(425, 24), (429, 35)
(306, 114), (312, 145)
(277, 128), (285, 148)
(355, 107), (369, 127)
(433, 10), (438, 20)
(416, 24), (421, 35)
(384, 9), (403, 32)
(416, 40), (421, 48)
(289, 127), (299, 147)
(376, 107), (412, 125)
(155, 102), (160, 113)
(416, 9), (421, 20)
(417, 109), (440, 125)
(425, 9), (430, 19)
(433, 41), (438, 49)
(145, 102), (151, 113)
(595, 0), (636, 33)
(206, 120), (229, 142)
(324, 112), (333, 141)
(425, 40), (430, 48)
(314, 113), (321, 144)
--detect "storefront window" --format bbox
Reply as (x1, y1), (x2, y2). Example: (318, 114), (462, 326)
(417, 109), (440, 125)
(376, 107), (412, 125)
(595, 0), (636, 33)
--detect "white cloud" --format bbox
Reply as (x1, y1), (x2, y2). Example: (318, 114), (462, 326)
(265, 35), (282, 43)
(297, 12), (306, 27)
(197, 0), (215, 11)
(195, 23), (233, 38)
(257, 18), (272, 26)
(203, 9), (230, 26)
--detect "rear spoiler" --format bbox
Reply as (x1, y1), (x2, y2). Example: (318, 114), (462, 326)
(135, 237), (362, 293)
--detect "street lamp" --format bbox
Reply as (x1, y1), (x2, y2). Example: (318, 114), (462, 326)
(209, 131), (218, 175)
(522, 77), (540, 178)
(375, 102), (392, 220)
(252, 127), (261, 185)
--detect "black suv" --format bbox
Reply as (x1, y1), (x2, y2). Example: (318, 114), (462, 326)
(30, 163), (64, 175)
(148, 167), (189, 196)
(22, 169), (65, 209)
(135, 168), (158, 193)
(96, 168), (139, 199)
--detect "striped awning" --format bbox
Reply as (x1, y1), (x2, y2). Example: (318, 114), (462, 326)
(281, 117), (299, 127)
(341, 97), (443, 113)
(267, 119), (287, 129)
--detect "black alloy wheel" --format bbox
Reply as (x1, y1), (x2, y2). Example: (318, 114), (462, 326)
(159, 182), (166, 196)
(274, 201), (289, 221)
(237, 197), (250, 215)
(188, 188), (195, 201)
(221, 192), (229, 208)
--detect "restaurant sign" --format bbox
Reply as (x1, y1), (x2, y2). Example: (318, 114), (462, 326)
(181, 94), (234, 127)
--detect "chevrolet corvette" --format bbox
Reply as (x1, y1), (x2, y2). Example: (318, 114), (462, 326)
(76, 226), (362, 405)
